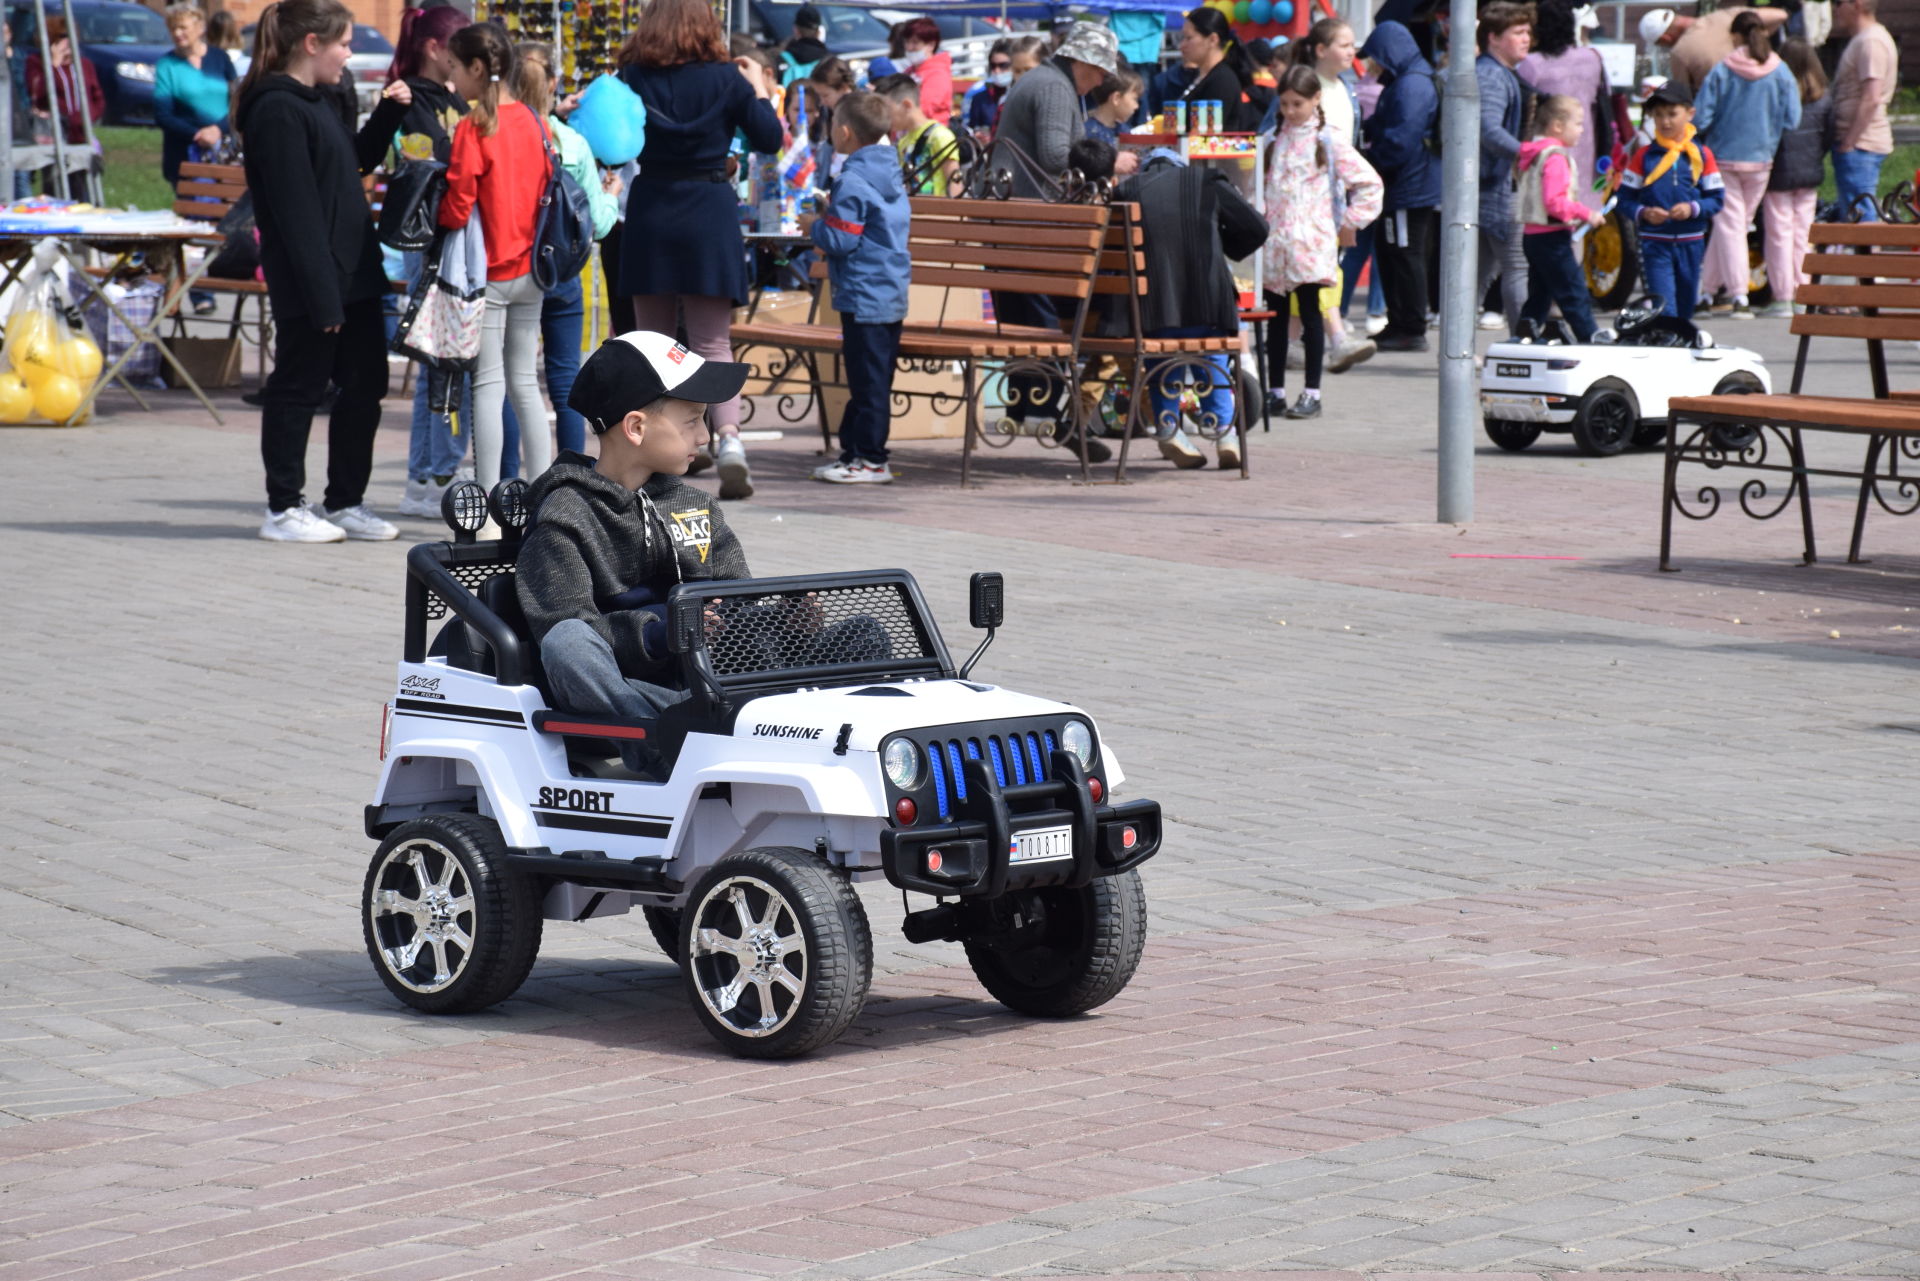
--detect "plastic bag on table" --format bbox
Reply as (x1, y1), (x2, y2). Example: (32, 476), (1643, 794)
(0, 271), (103, 424)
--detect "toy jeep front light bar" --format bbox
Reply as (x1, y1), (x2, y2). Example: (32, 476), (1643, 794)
(879, 741), (1161, 900)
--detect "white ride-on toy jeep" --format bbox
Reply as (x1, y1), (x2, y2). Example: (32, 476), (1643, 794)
(362, 481), (1162, 1058)
(1479, 294), (1771, 456)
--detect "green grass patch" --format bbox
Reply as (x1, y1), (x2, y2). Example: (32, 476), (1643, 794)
(97, 125), (173, 211)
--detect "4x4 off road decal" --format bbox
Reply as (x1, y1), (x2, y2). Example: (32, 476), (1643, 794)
(394, 697), (525, 726)
(667, 508), (713, 564)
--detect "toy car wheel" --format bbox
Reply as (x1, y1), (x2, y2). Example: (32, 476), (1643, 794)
(1706, 372), (1764, 451)
(1571, 386), (1638, 457)
(1483, 418), (1541, 452)
(680, 847), (872, 1058)
(363, 815), (542, 1015)
(642, 905), (682, 962)
(964, 869), (1147, 1018)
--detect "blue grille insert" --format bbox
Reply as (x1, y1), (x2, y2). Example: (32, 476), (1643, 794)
(927, 740), (950, 819)
(944, 741), (967, 802)
(1025, 732), (1045, 780)
(1006, 734), (1026, 785)
(1043, 730), (1057, 757)
(987, 737), (1007, 786)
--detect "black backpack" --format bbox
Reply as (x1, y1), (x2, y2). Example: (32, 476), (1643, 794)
(529, 108), (595, 291)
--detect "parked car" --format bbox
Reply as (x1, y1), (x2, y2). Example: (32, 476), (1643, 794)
(240, 20), (391, 116)
(749, 1), (1035, 55)
(5, 0), (170, 125)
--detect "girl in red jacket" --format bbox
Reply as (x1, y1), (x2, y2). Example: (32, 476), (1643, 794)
(439, 23), (551, 489)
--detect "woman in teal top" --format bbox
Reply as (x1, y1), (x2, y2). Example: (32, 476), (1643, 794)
(155, 3), (236, 186)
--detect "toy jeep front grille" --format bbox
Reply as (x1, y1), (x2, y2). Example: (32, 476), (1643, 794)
(923, 729), (1058, 821)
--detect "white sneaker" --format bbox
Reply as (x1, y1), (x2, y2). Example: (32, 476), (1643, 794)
(1478, 311), (1504, 331)
(259, 503), (346, 543)
(320, 503), (400, 541)
(397, 476), (451, 518)
(715, 435), (753, 500)
(1156, 428), (1207, 470)
(813, 459), (894, 484)
(1216, 432), (1242, 469)
(1327, 338), (1377, 373)
(1364, 313), (1388, 337)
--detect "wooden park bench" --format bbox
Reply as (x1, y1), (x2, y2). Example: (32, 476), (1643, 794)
(728, 196), (1113, 485)
(1660, 222), (1920, 570)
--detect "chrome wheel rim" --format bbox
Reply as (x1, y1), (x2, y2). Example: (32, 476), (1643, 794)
(688, 875), (806, 1038)
(368, 838), (477, 993)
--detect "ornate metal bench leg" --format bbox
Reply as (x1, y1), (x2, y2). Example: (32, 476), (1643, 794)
(1848, 432), (1884, 564)
(1661, 416), (1681, 572)
(1112, 356), (1140, 484)
(1791, 427), (1817, 565)
(960, 361), (978, 489)
(809, 351), (832, 454)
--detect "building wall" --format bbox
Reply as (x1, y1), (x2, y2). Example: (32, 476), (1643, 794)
(1880, 0), (1918, 85)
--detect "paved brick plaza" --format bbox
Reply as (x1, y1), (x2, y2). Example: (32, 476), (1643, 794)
(1, 321), (1917, 1279)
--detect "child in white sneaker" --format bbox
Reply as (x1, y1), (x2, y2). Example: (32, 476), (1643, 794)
(802, 91), (910, 485)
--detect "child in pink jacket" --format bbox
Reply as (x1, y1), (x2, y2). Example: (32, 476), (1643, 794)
(1515, 94), (1607, 341)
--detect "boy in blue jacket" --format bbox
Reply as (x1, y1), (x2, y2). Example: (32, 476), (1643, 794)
(1359, 21), (1441, 351)
(1616, 82), (1725, 321)
(804, 91), (911, 485)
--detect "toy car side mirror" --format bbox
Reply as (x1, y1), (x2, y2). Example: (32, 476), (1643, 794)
(969, 572), (1004, 631)
(961, 573), (1003, 679)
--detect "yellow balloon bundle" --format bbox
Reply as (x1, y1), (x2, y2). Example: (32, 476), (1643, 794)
(1, 308), (103, 425)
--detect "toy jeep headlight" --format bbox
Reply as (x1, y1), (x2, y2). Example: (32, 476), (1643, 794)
(1062, 721), (1094, 767)
(883, 738), (922, 790)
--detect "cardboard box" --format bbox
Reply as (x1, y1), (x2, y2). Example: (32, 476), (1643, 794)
(162, 336), (243, 390)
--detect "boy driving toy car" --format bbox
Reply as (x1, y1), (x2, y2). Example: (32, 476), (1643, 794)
(516, 331), (753, 769)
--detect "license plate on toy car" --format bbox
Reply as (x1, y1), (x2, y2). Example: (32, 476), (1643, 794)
(1011, 825), (1072, 864)
(1495, 362), (1532, 377)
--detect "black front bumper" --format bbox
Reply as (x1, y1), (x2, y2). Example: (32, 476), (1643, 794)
(879, 748), (1160, 897)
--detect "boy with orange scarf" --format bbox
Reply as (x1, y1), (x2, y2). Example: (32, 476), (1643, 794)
(1616, 81), (1725, 320)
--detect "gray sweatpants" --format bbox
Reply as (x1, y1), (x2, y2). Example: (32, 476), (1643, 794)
(539, 619), (688, 773)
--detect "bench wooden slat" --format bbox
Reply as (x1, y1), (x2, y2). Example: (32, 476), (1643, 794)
(907, 218), (1105, 251)
(909, 196), (1108, 225)
(1790, 312), (1920, 341)
(1091, 275), (1150, 295)
(729, 321), (1072, 359)
(1801, 252), (1920, 280)
(1097, 249), (1147, 271)
(1670, 392), (1920, 432)
(1794, 283), (1920, 309)
(175, 181), (247, 200)
(1809, 223), (1920, 248)
(172, 201), (230, 221)
(910, 264), (1093, 298)
(907, 242), (1097, 275)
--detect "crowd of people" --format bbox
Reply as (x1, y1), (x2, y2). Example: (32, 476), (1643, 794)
(61, 0), (1896, 539)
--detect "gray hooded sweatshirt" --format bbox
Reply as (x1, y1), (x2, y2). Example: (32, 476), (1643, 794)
(516, 451), (750, 685)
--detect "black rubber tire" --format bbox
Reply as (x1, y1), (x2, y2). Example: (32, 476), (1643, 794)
(1571, 386), (1638, 457)
(1632, 419), (1669, 448)
(363, 814), (543, 1015)
(1484, 418), (1542, 452)
(643, 905), (682, 962)
(1707, 372), (1764, 451)
(679, 847), (872, 1059)
(1584, 209), (1639, 311)
(963, 869), (1148, 1018)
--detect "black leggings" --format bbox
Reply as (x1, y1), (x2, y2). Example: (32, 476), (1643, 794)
(1265, 285), (1325, 391)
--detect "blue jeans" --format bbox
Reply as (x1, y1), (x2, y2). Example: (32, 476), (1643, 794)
(838, 318), (902, 464)
(1833, 149), (1888, 222)
(1521, 230), (1597, 342)
(1339, 223), (1385, 318)
(501, 275), (587, 473)
(539, 619), (688, 773)
(1640, 237), (1705, 321)
(402, 251), (470, 482)
(1146, 326), (1235, 437)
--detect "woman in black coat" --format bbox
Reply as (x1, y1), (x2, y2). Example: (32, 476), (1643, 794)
(617, 0), (782, 500)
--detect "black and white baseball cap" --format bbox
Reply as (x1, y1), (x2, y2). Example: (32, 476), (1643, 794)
(568, 331), (750, 432)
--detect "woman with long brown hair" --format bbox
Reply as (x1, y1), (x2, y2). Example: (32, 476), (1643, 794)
(238, 0), (395, 543)
(617, 0), (782, 500)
